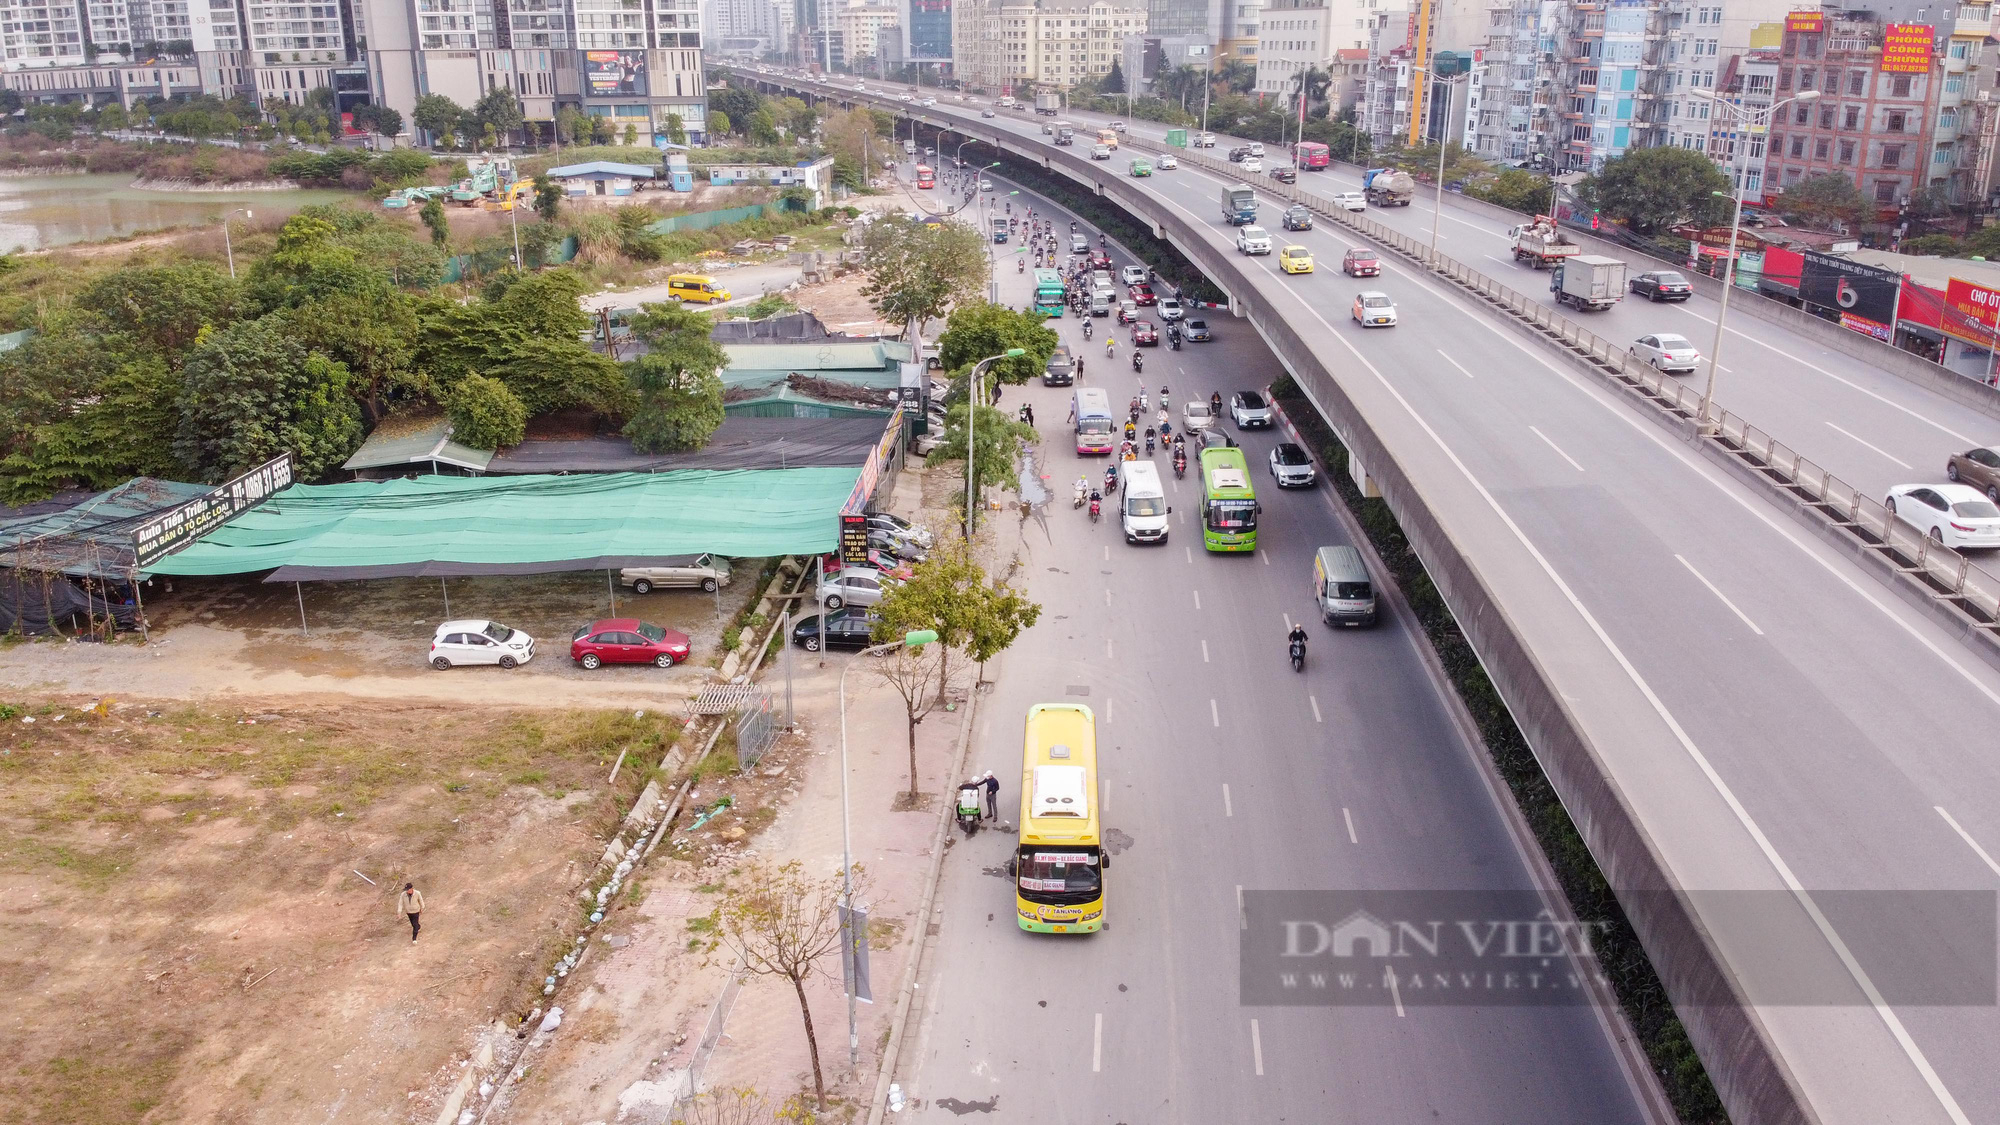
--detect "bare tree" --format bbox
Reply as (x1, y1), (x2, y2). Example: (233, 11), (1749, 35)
(670, 1086), (817, 1125)
(714, 861), (855, 1109)
(870, 643), (946, 800)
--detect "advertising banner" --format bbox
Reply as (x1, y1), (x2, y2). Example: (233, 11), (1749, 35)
(584, 50), (648, 97)
(1880, 24), (1935, 73)
(1945, 277), (2000, 343)
(1798, 250), (1900, 341)
(1785, 11), (1824, 33)
(133, 454), (293, 569)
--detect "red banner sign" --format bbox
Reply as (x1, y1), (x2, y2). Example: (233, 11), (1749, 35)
(1946, 277), (2000, 333)
(1786, 11), (1824, 33)
(1881, 24), (1935, 74)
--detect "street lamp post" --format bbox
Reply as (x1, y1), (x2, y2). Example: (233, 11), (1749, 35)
(1202, 51), (1228, 138)
(222, 207), (253, 279)
(1411, 66), (1468, 268)
(837, 627), (939, 1071)
(963, 347), (1028, 539)
(1693, 88), (1819, 430)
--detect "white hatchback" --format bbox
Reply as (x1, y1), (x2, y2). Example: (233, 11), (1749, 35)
(1241, 157), (1264, 173)
(1884, 483), (2000, 549)
(1158, 153), (1178, 169)
(430, 619), (536, 670)
(1332, 191), (1367, 212)
(1120, 265), (1148, 285)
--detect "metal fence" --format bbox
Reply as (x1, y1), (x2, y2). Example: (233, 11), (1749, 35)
(1124, 134), (2000, 635)
(665, 964), (745, 1114)
(734, 687), (778, 771)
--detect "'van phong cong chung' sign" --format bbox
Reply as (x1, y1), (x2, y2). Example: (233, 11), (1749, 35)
(1880, 24), (1936, 74)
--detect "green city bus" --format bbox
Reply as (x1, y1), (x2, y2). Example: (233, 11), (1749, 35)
(1198, 446), (1260, 552)
(1033, 268), (1066, 317)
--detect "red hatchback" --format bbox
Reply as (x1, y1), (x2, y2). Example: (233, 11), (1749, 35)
(571, 618), (691, 669)
(1131, 320), (1159, 346)
(1128, 283), (1157, 306)
(1341, 249), (1380, 277)
(1089, 250), (1112, 270)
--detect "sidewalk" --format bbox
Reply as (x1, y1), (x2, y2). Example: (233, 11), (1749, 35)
(493, 466), (1030, 1122)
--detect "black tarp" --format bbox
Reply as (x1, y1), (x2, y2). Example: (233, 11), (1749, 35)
(0, 570), (141, 636)
(482, 415), (886, 475)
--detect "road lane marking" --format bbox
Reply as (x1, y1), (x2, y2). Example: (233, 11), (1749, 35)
(1438, 350), (1477, 379)
(1310, 695), (1322, 722)
(1389, 974), (1406, 1017)
(1106, 636), (1114, 659)
(1824, 421), (1914, 469)
(1262, 549), (1270, 565)
(1186, 545), (1194, 564)
(1283, 612), (1293, 630)
(1202, 639), (1210, 662)
(1104, 545), (1110, 560)
(1343, 807), (1358, 843)
(1528, 426), (1585, 472)
(1105, 587), (1111, 606)
(1193, 589), (1202, 609)
(1101, 778), (1109, 814)
(1250, 1019), (1264, 1076)
(1211, 698), (1221, 726)
(1674, 554), (1764, 636)
(1237, 884), (1246, 929)
(1222, 782), (1233, 815)
(1093, 1013), (1103, 1072)
(1106, 697), (1114, 723)
(1936, 806), (2000, 879)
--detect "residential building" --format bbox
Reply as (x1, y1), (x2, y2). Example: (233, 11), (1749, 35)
(1759, 12), (1941, 222)
(1469, 0), (1553, 165)
(2, 0), (98, 68)
(710, 0), (788, 54)
(1543, 0), (1677, 172)
(837, 0), (900, 62)
(901, 0), (953, 64)
(954, 0), (1147, 90)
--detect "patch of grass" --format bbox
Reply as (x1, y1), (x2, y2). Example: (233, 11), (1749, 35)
(694, 882), (724, 894)
(685, 914), (716, 934)
(1269, 375), (1727, 1124)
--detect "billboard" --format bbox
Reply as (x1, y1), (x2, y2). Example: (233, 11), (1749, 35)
(1801, 251), (1901, 341)
(905, 0), (951, 61)
(1880, 24), (1935, 74)
(584, 50), (649, 97)
(1785, 11), (1824, 34)
(1945, 278), (2000, 336)
(133, 454), (293, 569)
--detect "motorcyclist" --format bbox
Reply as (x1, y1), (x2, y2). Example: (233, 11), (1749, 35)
(1124, 419), (1137, 443)
(1132, 350), (1143, 373)
(1210, 391), (1223, 414)
(1088, 488), (1102, 520)
(1105, 464), (1119, 493)
(1159, 385), (1171, 413)
(1105, 338), (1116, 359)
(1018, 257), (1025, 273)
(1074, 476), (1089, 508)
(1144, 426), (1156, 454)
(1172, 446), (1187, 478)
(1082, 319), (1093, 339)
(1288, 623), (1308, 663)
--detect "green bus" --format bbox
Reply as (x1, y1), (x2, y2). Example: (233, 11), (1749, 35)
(1198, 446), (1260, 552)
(1033, 268), (1065, 317)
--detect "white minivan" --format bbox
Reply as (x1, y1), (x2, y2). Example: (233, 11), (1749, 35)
(1120, 460), (1171, 544)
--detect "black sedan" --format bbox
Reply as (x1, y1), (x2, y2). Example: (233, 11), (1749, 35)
(792, 608), (881, 652)
(1630, 270), (1693, 302)
(1268, 166), (1298, 184)
(1183, 319), (1214, 342)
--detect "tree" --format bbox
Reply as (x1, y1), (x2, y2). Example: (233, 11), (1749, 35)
(591, 115), (614, 144)
(709, 110), (733, 137)
(556, 105), (587, 145)
(713, 861), (853, 1110)
(419, 195), (451, 246)
(623, 122), (639, 146)
(874, 535), (1041, 701)
(748, 108), (780, 145)
(924, 401), (1036, 529)
(824, 106), (885, 185)
(1776, 172), (1868, 229)
(175, 321), (363, 481)
(937, 301), (1059, 387)
(668, 1087), (813, 1125)
(859, 214), (989, 335)
(870, 643), (947, 799)
(74, 262), (242, 362)
(1582, 146), (1731, 234)
(274, 292), (423, 423)
(488, 339), (629, 416)
(244, 213), (394, 310)
(1468, 167), (1554, 215)
(623, 302), (728, 452)
(1101, 61), (1126, 94)
(711, 85), (764, 129)
(533, 172), (562, 222)
(666, 113), (687, 146)
(95, 102), (128, 133)
(474, 86), (523, 140)
(413, 93), (465, 146)
(0, 356), (179, 504)
(447, 373), (528, 449)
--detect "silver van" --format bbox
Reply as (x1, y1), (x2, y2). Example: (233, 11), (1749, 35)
(1314, 545), (1377, 627)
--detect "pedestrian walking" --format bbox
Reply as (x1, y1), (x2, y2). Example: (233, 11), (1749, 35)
(981, 771), (1000, 819)
(398, 882), (424, 942)
(1020, 403), (1035, 426)
(989, 380), (1003, 406)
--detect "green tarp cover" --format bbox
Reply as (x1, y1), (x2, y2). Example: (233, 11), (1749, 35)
(147, 468), (860, 580)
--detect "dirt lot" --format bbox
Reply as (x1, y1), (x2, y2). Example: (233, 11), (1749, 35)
(0, 695), (683, 1125)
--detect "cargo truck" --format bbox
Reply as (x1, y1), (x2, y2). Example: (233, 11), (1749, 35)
(1550, 255), (1628, 311)
(1035, 91), (1062, 114)
(1165, 128), (1188, 148)
(1361, 167), (1414, 207)
(1221, 184), (1258, 225)
(1511, 215), (1580, 269)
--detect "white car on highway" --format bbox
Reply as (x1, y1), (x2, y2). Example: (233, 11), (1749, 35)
(1120, 265), (1148, 285)
(1332, 191), (1366, 212)
(1884, 483), (2000, 549)
(1351, 292), (1397, 327)
(1241, 157), (1264, 173)
(1157, 297), (1185, 321)
(1236, 225), (1272, 254)
(1092, 144), (1112, 159)
(1182, 399), (1217, 432)
(1157, 153), (1178, 169)
(1629, 333), (1701, 374)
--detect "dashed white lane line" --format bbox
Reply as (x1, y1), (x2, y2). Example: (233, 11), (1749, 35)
(1193, 588), (1202, 609)
(1103, 544), (1110, 560)
(1250, 1019), (1265, 1075)
(1106, 636), (1114, 659)
(1104, 587), (1111, 607)
(1528, 425), (1586, 472)
(1106, 697), (1114, 724)
(1237, 884), (1246, 930)
(1202, 639), (1210, 663)
(1261, 549), (1270, 565)
(1825, 421), (1914, 469)
(1936, 806), (2000, 879)
(1310, 695), (1322, 723)
(1210, 698), (1221, 727)
(1674, 554), (1765, 636)
(1093, 1013), (1103, 1072)
(1186, 545), (1194, 564)
(1389, 974), (1406, 1017)
(1222, 782), (1233, 816)
(1438, 350), (1477, 379)
(1343, 807), (1358, 844)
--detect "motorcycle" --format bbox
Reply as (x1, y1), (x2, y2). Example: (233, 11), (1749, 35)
(1145, 432), (1156, 455)
(1018, 258), (1025, 273)
(956, 786), (983, 837)
(1169, 333), (1182, 351)
(1132, 352), (1144, 373)
(1290, 639), (1306, 673)
(1073, 480), (1088, 509)
(1089, 492), (1102, 522)
(1173, 454), (1186, 480)
(1083, 320), (1093, 340)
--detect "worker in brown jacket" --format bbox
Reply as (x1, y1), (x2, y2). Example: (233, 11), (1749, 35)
(398, 883), (424, 942)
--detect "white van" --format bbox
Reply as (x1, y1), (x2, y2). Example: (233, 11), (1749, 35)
(1120, 460), (1171, 544)
(1314, 545), (1377, 627)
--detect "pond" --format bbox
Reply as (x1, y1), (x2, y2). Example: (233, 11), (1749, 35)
(0, 173), (357, 253)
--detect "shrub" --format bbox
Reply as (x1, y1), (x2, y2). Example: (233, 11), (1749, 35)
(446, 374), (527, 450)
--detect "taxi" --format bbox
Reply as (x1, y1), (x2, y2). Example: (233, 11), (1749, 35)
(1278, 245), (1314, 274)
(1129, 158), (1153, 177)
(1341, 248), (1380, 277)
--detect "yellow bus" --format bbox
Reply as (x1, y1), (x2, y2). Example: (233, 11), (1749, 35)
(666, 273), (733, 303)
(1012, 703), (1105, 934)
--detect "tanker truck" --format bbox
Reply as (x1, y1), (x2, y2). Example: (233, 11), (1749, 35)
(1361, 167), (1415, 207)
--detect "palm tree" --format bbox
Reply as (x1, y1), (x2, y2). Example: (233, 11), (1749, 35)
(1219, 57), (1256, 95)
(1154, 65), (1206, 111)
(1289, 66), (1333, 116)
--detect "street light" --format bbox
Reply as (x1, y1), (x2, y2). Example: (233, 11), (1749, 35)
(963, 347), (1028, 538)
(838, 626), (940, 1070)
(1202, 51), (1229, 138)
(1410, 65), (1469, 267)
(222, 207), (253, 279)
(1693, 87), (1820, 430)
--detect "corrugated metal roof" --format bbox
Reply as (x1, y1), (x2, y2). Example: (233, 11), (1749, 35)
(548, 161), (659, 178)
(342, 416), (496, 473)
(0, 477), (215, 577)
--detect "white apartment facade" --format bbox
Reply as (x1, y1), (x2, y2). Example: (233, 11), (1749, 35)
(837, 0), (900, 61)
(1253, 0), (1384, 100)
(955, 0), (1147, 90)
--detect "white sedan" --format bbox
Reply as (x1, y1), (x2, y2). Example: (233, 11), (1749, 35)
(1630, 333), (1701, 374)
(429, 619), (536, 670)
(1182, 399), (1217, 432)
(1158, 153), (1178, 169)
(1091, 144), (1112, 160)
(1331, 191), (1366, 212)
(1120, 264), (1148, 285)
(1884, 483), (2000, 549)
(1157, 297), (1185, 321)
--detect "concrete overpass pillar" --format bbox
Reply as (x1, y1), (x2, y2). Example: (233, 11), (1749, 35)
(1348, 450), (1383, 498)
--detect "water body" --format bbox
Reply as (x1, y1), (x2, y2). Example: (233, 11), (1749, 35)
(0, 173), (354, 253)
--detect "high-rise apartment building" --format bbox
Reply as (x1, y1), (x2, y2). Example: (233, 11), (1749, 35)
(1469, 0), (1551, 164)
(955, 0), (1146, 89)
(1, 0), (95, 67)
(901, 0), (953, 63)
(837, 0), (899, 62)
(1253, 0), (1381, 99)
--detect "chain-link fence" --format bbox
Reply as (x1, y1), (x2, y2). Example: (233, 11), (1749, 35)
(734, 687), (778, 771)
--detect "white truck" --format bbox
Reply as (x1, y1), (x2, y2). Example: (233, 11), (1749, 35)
(1512, 216), (1580, 269)
(1035, 91), (1062, 114)
(1550, 255), (1628, 312)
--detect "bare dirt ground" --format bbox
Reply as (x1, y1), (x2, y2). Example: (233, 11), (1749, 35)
(0, 566), (767, 709)
(0, 696), (672, 1125)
